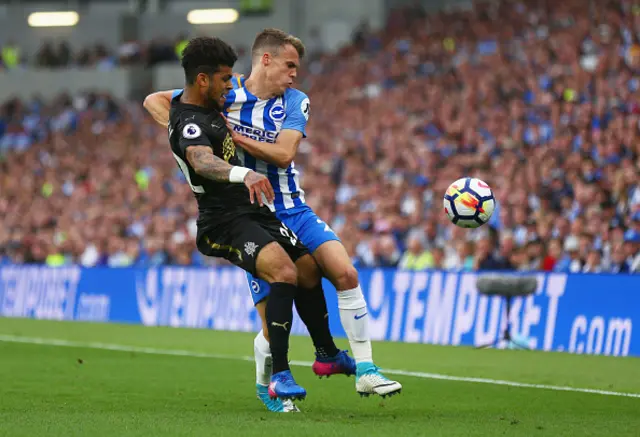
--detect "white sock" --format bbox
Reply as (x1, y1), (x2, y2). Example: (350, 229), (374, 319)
(337, 285), (373, 364)
(254, 330), (271, 386)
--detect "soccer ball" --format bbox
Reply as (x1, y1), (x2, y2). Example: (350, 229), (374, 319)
(443, 177), (495, 228)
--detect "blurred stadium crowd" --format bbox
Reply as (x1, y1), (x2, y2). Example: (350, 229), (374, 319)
(0, 0), (639, 273)
(1, 35), (193, 69)
(0, 34), (255, 71)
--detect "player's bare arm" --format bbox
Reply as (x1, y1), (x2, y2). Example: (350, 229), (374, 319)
(186, 145), (275, 205)
(186, 145), (233, 181)
(224, 116), (303, 169)
(143, 91), (173, 126)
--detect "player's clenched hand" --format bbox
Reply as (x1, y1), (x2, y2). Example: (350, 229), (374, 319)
(244, 170), (275, 206)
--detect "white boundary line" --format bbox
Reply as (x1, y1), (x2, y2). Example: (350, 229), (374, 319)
(1, 334), (639, 399)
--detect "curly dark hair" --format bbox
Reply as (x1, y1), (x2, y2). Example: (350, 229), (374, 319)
(181, 36), (238, 84)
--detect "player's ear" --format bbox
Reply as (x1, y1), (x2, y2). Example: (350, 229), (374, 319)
(262, 52), (271, 66)
(195, 72), (209, 87)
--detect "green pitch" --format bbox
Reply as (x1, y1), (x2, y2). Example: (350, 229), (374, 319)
(0, 318), (638, 437)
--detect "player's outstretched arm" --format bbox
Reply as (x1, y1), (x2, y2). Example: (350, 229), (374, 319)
(226, 120), (303, 169)
(185, 145), (274, 206)
(143, 90), (174, 126)
(225, 90), (309, 168)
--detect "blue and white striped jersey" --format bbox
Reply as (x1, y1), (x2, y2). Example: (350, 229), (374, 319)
(222, 77), (310, 212)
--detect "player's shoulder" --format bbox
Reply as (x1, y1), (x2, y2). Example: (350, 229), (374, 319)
(171, 104), (215, 127)
(284, 87), (309, 103)
(284, 88), (310, 119)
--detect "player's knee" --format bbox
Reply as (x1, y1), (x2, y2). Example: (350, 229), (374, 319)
(256, 242), (298, 285)
(273, 262), (298, 285)
(260, 266), (298, 285)
(263, 258), (297, 285)
(296, 255), (322, 289)
(333, 264), (359, 291)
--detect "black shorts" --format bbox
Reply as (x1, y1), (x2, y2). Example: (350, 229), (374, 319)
(196, 209), (309, 277)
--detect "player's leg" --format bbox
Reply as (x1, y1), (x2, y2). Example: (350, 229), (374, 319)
(246, 278), (281, 408)
(253, 241), (306, 401)
(248, 263), (347, 411)
(293, 255), (340, 357)
(248, 281), (300, 412)
(280, 208), (401, 397)
(197, 219), (305, 402)
(247, 278), (273, 392)
(313, 240), (401, 397)
(248, 257), (354, 403)
(268, 215), (357, 376)
(253, 300), (299, 412)
(293, 254), (355, 377)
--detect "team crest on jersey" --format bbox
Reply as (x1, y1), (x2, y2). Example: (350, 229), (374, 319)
(300, 98), (310, 121)
(222, 133), (235, 162)
(269, 104), (285, 121)
(244, 241), (258, 257)
(182, 123), (201, 139)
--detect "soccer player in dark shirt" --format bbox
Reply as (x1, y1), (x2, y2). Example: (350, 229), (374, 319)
(167, 36), (352, 404)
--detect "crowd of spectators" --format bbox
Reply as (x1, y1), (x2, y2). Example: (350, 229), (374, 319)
(299, 0), (640, 273)
(0, 35), (252, 72)
(0, 0), (638, 273)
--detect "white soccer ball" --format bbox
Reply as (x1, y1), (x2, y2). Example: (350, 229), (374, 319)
(443, 177), (495, 228)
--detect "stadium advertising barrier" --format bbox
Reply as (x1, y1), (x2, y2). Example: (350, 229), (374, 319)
(0, 266), (637, 357)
